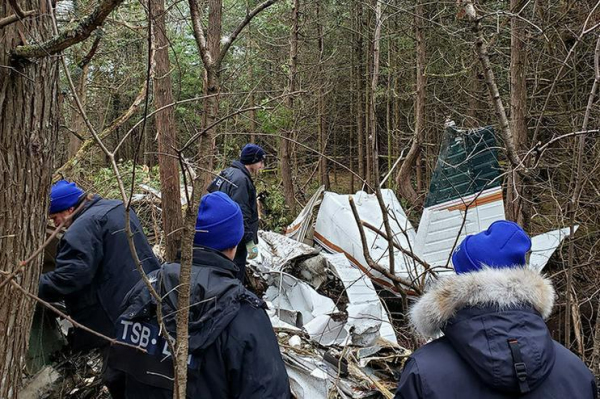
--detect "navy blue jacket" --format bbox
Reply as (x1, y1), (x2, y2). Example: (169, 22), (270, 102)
(110, 247), (291, 399)
(39, 196), (160, 351)
(208, 160), (259, 245)
(395, 267), (597, 399)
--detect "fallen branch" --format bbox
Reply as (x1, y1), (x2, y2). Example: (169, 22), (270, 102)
(348, 196), (422, 295)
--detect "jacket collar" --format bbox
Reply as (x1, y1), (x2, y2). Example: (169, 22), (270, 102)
(231, 160), (253, 180)
(410, 267), (555, 338)
(175, 246), (239, 275)
(71, 194), (101, 222)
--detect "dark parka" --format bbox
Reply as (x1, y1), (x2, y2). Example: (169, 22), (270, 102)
(208, 160), (259, 246)
(110, 247), (291, 399)
(395, 267), (597, 399)
(39, 195), (160, 351)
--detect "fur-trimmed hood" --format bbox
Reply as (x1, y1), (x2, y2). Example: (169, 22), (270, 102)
(409, 267), (559, 394)
(411, 267), (555, 339)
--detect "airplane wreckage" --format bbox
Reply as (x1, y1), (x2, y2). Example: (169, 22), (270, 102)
(24, 125), (574, 398)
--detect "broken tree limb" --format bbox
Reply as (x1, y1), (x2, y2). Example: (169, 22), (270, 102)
(0, 10), (36, 29)
(348, 196), (422, 295)
(360, 220), (433, 275)
(12, 0), (125, 59)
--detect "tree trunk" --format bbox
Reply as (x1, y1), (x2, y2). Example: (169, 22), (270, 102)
(355, 0), (365, 183)
(369, 0), (382, 185)
(151, 0), (183, 262)
(0, 2), (59, 396)
(506, 0), (528, 227)
(316, 0), (329, 189)
(396, 0), (425, 207)
(281, 0), (298, 213)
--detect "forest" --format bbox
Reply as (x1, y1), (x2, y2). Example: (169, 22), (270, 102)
(1, 0), (600, 397)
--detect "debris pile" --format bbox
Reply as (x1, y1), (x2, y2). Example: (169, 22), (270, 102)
(249, 231), (410, 398)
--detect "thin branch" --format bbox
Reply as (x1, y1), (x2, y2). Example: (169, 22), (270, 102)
(8, 0), (26, 18)
(0, 10), (36, 29)
(188, 0), (213, 67)
(11, 280), (146, 352)
(218, 0), (280, 65)
(360, 220), (433, 274)
(0, 199), (89, 290)
(348, 196), (421, 295)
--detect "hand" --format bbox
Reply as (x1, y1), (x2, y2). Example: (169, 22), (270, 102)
(246, 242), (259, 260)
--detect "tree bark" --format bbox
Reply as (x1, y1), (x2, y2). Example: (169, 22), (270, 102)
(506, 0), (528, 227)
(316, 0), (329, 189)
(150, 0), (183, 262)
(281, 0), (298, 212)
(369, 0), (382, 185)
(355, 0), (365, 183)
(396, 0), (425, 207)
(0, 2), (59, 396)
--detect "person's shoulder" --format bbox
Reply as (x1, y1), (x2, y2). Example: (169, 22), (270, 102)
(225, 292), (270, 343)
(408, 336), (463, 373)
(552, 341), (595, 376)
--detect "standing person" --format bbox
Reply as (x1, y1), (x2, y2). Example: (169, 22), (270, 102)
(111, 191), (291, 398)
(208, 143), (265, 282)
(395, 220), (597, 399)
(38, 180), (160, 397)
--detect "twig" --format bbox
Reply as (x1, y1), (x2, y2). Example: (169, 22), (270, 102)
(11, 280), (146, 352)
(0, 199), (89, 290)
(348, 196), (421, 295)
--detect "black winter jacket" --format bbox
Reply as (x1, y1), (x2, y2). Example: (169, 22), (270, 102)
(110, 247), (291, 399)
(39, 196), (160, 351)
(395, 267), (597, 399)
(208, 160), (259, 244)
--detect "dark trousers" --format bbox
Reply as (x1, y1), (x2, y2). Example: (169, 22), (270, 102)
(102, 346), (126, 399)
(233, 243), (247, 283)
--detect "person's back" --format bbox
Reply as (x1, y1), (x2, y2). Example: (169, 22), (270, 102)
(39, 184), (160, 351)
(208, 144), (265, 281)
(111, 192), (290, 398)
(395, 221), (597, 399)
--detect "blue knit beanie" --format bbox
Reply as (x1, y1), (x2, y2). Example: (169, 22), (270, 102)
(49, 180), (85, 214)
(240, 143), (266, 165)
(194, 192), (244, 251)
(452, 220), (532, 274)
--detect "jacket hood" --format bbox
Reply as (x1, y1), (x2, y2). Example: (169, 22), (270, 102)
(411, 267), (557, 394)
(123, 247), (263, 353)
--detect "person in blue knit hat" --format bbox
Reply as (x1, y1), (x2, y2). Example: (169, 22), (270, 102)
(207, 143), (266, 283)
(111, 191), (290, 398)
(39, 180), (159, 398)
(395, 220), (596, 399)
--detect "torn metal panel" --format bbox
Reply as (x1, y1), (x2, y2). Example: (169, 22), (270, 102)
(253, 231), (320, 273)
(530, 226), (577, 272)
(314, 189), (418, 294)
(286, 185), (325, 244)
(264, 272), (339, 327)
(325, 253), (397, 346)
